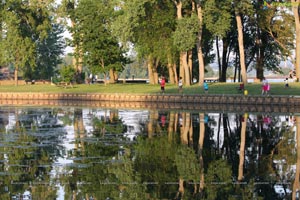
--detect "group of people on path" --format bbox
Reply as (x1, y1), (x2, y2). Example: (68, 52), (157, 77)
(160, 76), (208, 94)
(160, 76), (277, 95)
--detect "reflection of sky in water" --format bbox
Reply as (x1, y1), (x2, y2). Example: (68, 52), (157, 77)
(6, 113), (16, 132)
(54, 124), (74, 200)
(82, 109), (97, 134)
(118, 110), (149, 140)
(54, 109), (149, 199)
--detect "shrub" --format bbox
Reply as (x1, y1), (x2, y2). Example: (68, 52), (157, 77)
(60, 65), (76, 84)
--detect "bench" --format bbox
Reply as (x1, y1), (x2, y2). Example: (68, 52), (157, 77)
(56, 82), (73, 88)
(25, 79), (35, 85)
(204, 78), (219, 83)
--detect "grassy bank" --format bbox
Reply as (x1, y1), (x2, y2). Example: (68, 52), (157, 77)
(0, 82), (299, 96)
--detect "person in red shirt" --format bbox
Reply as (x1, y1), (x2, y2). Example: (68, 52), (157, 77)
(160, 77), (166, 94)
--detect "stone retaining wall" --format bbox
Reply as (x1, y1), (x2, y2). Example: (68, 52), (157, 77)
(0, 93), (299, 113)
(0, 93), (298, 105)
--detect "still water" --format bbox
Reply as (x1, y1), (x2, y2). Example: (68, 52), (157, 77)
(0, 106), (298, 200)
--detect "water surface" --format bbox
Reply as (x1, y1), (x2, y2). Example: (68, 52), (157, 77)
(0, 106), (298, 200)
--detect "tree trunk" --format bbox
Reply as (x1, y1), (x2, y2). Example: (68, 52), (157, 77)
(71, 19), (83, 73)
(114, 70), (119, 82)
(189, 116), (193, 147)
(175, 0), (182, 19)
(174, 0), (190, 85)
(174, 112), (179, 135)
(256, 29), (270, 81)
(181, 112), (190, 145)
(220, 38), (229, 82)
(216, 37), (222, 80)
(292, 0), (300, 82)
(109, 69), (113, 83)
(198, 113), (205, 191)
(177, 178), (184, 199)
(234, 52), (238, 82)
(255, 27), (264, 80)
(196, 3), (205, 86)
(182, 52), (191, 86)
(168, 62), (178, 84)
(179, 52), (185, 83)
(74, 109), (85, 153)
(14, 67), (19, 86)
(147, 110), (158, 138)
(168, 54), (176, 84)
(153, 59), (159, 84)
(235, 13), (248, 85)
(168, 112), (175, 141)
(147, 55), (156, 84)
(188, 50), (193, 84)
(256, 46), (264, 81)
(72, 47), (83, 73)
(238, 113), (247, 181)
(109, 69), (117, 83)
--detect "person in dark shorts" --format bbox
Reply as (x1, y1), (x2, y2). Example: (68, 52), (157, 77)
(178, 77), (183, 93)
(284, 78), (289, 88)
(203, 80), (208, 94)
(160, 76), (166, 94)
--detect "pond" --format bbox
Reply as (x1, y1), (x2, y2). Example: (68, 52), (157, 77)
(0, 106), (298, 200)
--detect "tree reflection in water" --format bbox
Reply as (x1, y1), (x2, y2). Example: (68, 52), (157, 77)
(0, 107), (296, 199)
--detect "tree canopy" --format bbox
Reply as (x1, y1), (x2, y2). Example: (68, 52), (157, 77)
(0, 0), (298, 85)
(0, 0), (62, 84)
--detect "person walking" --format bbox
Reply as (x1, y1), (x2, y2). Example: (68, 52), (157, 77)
(284, 77), (289, 88)
(178, 77), (183, 93)
(160, 76), (166, 94)
(203, 81), (208, 94)
(261, 77), (268, 95)
(266, 82), (270, 95)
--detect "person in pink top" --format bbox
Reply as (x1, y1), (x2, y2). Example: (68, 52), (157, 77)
(261, 77), (268, 95)
(160, 76), (166, 94)
(266, 82), (270, 95)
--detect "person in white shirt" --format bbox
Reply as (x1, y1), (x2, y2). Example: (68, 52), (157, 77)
(284, 77), (289, 88)
(178, 77), (183, 93)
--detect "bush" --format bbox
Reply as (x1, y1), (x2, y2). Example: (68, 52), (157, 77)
(60, 65), (76, 83)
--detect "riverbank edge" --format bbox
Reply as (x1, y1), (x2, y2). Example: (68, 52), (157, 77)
(0, 92), (298, 103)
(0, 92), (299, 113)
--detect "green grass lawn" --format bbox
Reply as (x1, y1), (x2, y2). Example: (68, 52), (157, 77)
(1, 82), (300, 96)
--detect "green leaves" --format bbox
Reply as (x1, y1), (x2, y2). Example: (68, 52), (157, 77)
(60, 65), (76, 83)
(203, 0), (232, 38)
(70, 0), (129, 75)
(0, 0), (60, 82)
(113, 0), (176, 65)
(173, 15), (200, 51)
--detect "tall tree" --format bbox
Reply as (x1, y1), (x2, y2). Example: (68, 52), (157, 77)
(172, 0), (200, 86)
(70, 0), (129, 83)
(0, 0), (53, 85)
(173, 14), (199, 86)
(30, 23), (65, 80)
(194, 0), (206, 86)
(204, 0), (232, 82)
(233, 0), (253, 85)
(253, 0), (294, 80)
(113, 0), (177, 84)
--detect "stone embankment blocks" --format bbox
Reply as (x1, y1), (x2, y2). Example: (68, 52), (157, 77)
(0, 93), (298, 113)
